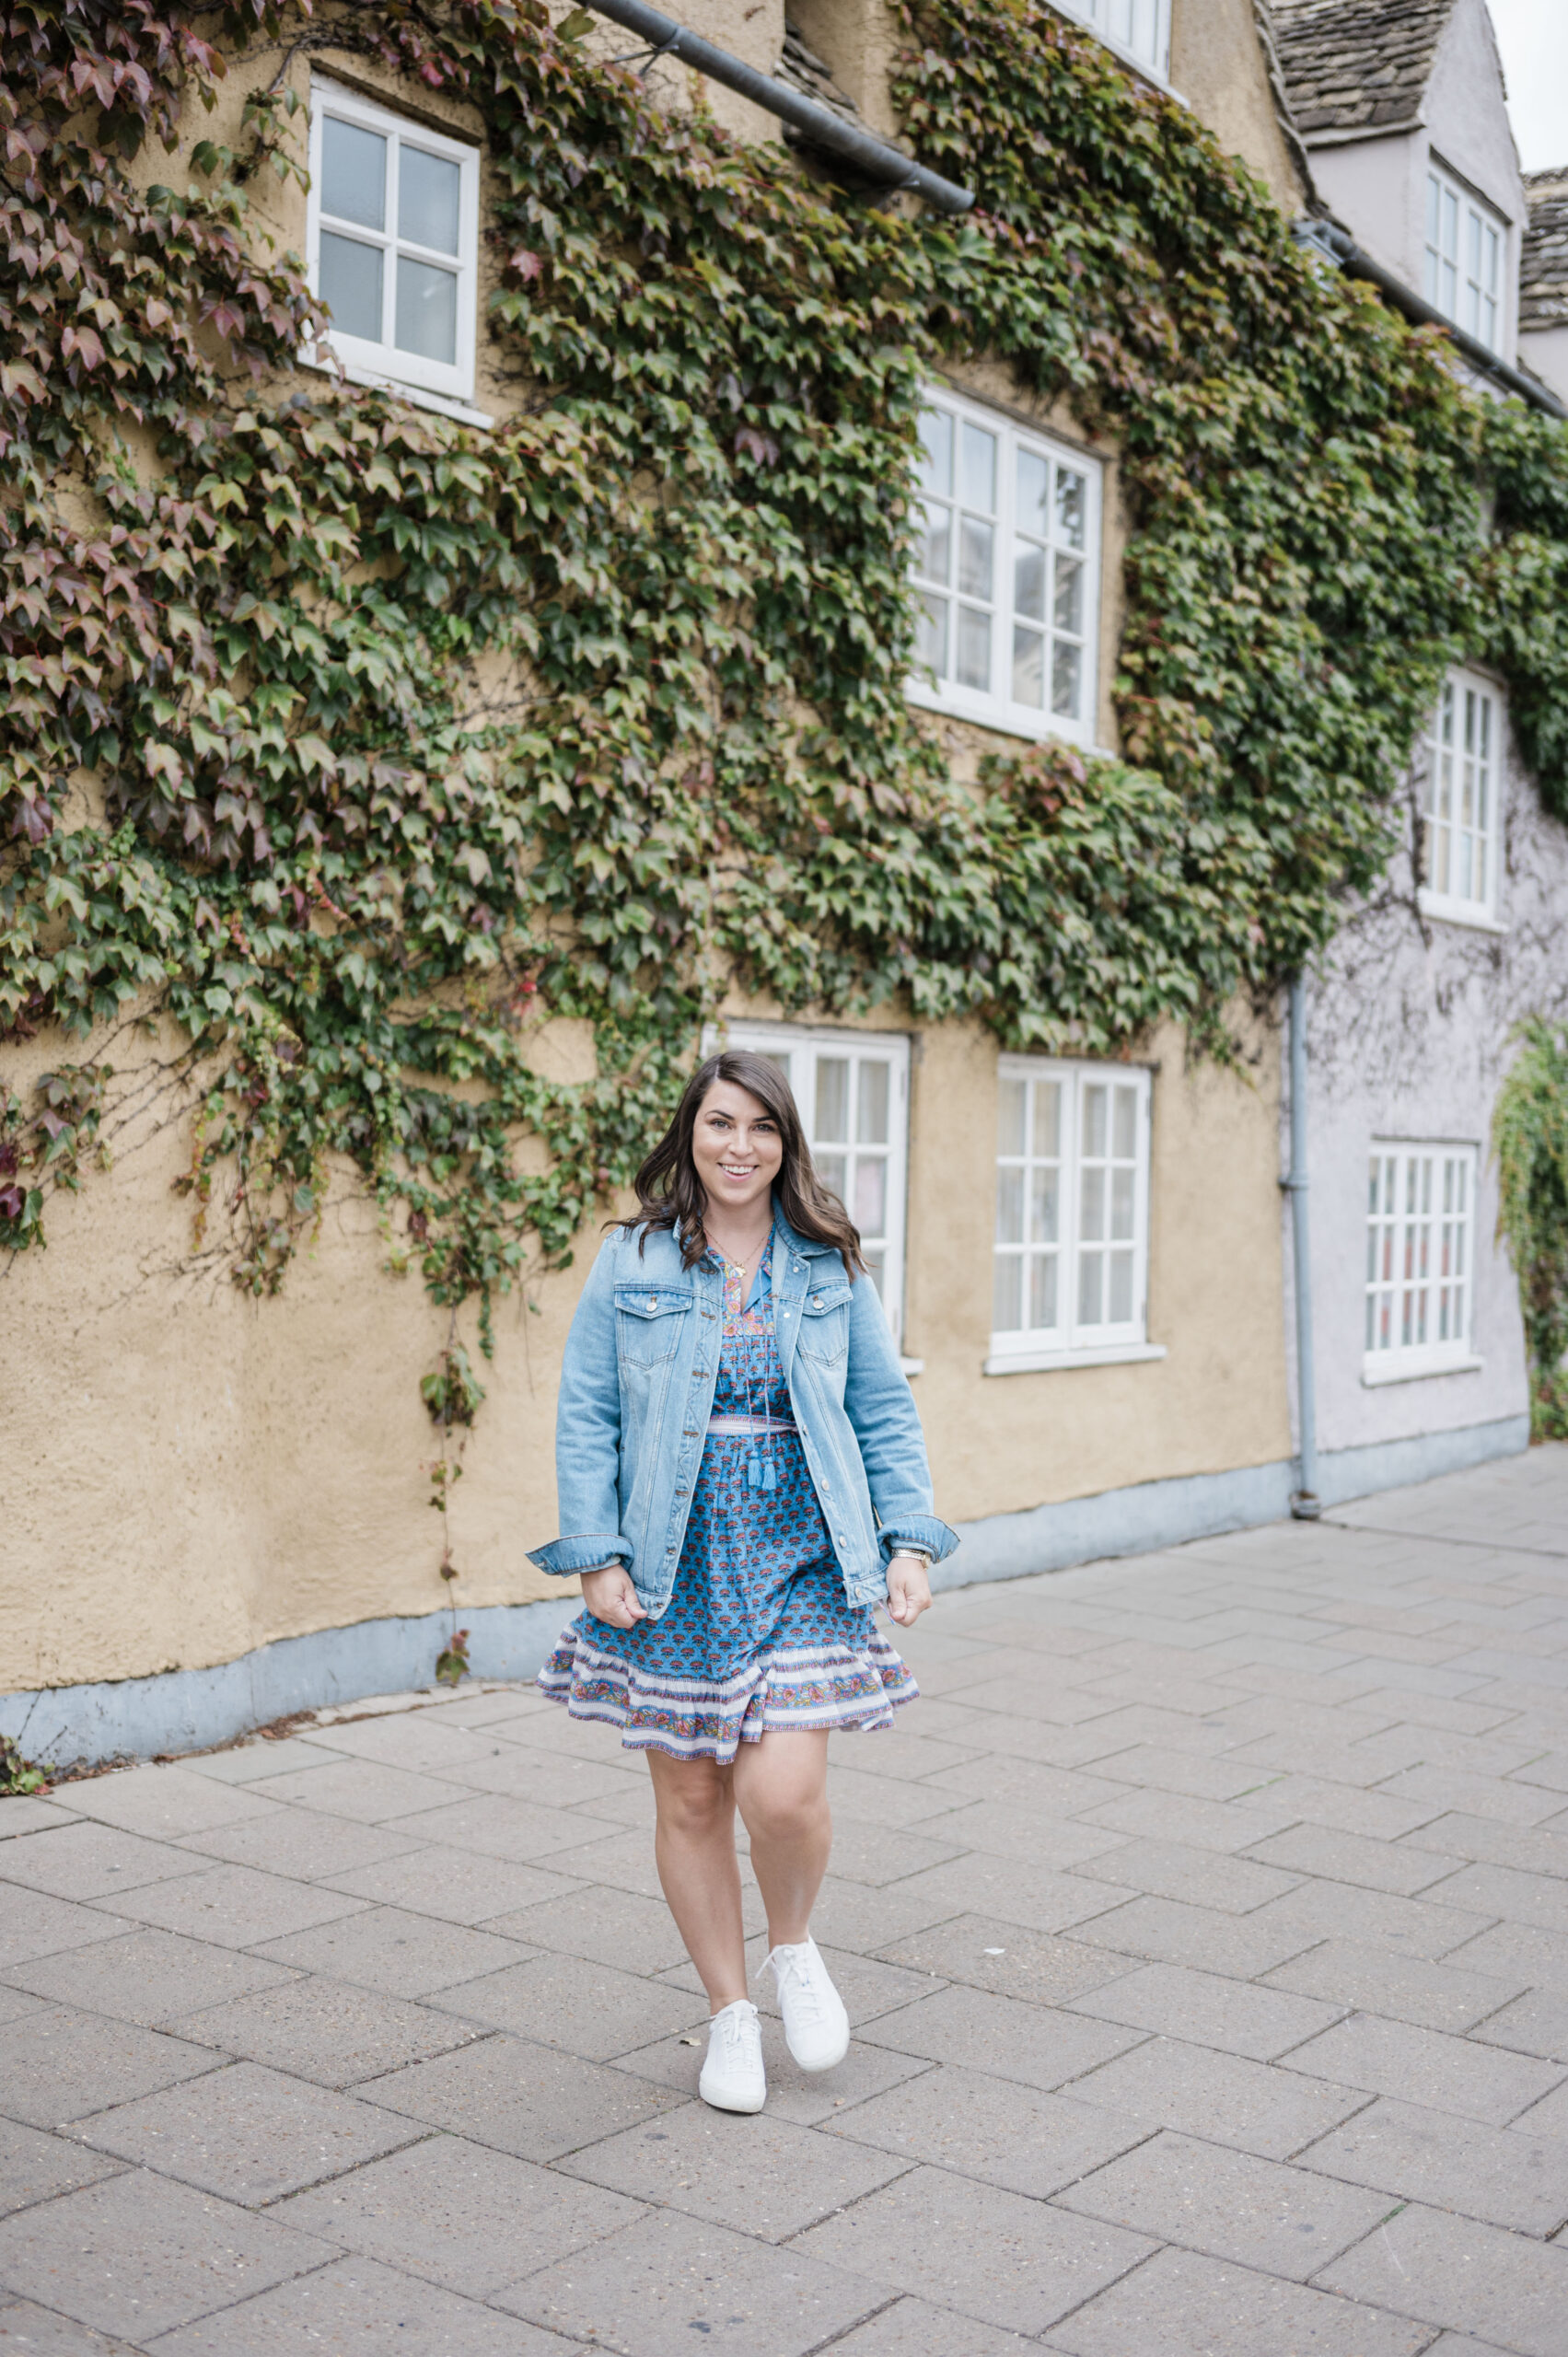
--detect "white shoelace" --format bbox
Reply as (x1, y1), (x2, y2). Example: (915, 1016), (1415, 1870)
(768, 1945), (824, 2023)
(711, 2000), (758, 2058)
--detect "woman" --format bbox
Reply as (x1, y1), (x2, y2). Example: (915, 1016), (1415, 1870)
(529, 1049), (956, 2114)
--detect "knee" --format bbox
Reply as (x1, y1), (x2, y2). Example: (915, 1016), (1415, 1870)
(744, 1786), (827, 1847)
(655, 1772), (731, 1842)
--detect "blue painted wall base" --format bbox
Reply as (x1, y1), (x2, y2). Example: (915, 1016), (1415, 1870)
(1, 1410), (1528, 1768)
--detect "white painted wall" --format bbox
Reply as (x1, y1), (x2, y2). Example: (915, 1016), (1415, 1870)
(1520, 322), (1568, 404)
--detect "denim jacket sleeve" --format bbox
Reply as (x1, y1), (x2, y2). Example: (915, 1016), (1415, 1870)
(527, 1237), (632, 1578)
(842, 1269), (958, 1566)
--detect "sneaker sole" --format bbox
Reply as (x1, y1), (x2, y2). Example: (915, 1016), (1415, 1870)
(699, 2082), (767, 2113)
(787, 2028), (851, 2073)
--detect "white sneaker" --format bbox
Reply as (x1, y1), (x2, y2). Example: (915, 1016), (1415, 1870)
(766, 1936), (850, 2072)
(699, 1999), (766, 2113)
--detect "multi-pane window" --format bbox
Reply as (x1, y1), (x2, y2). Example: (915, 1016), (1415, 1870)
(909, 389), (1100, 746)
(1420, 672), (1501, 923)
(1052, 0), (1171, 79)
(1423, 162), (1504, 355)
(992, 1058), (1152, 1360)
(307, 81), (480, 405)
(1365, 1144), (1478, 1375)
(706, 1024), (910, 1346)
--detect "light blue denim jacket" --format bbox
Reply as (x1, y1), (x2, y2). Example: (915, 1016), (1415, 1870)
(528, 1211), (957, 1616)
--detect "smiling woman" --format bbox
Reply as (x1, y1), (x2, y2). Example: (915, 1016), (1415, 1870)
(528, 1051), (956, 2115)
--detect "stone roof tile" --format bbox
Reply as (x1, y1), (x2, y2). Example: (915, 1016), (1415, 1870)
(1268, 0), (1454, 142)
(1522, 168), (1568, 331)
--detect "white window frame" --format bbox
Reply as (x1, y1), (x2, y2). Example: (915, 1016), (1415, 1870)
(703, 1022), (911, 1352)
(908, 383), (1103, 749)
(1048, 0), (1171, 83)
(1364, 1140), (1481, 1385)
(987, 1056), (1163, 1375)
(306, 78), (481, 411)
(1417, 669), (1504, 930)
(1423, 158), (1505, 357)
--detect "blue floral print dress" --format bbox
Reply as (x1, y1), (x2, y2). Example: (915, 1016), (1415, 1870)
(537, 1237), (918, 1761)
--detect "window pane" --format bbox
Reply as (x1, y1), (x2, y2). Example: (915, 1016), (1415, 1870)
(1016, 447), (1049, 534)
(1083, 1083), (1107, 1158)
(816, 1147), (846, 1201)
(1053, 555), (1084, 636)
(1033, 1082), (1061, 1158)
(1051, 640), (1082, 718)
(1029, 1252), (1058, 1331)
(1108, 1248), (1133, 1324)
(1078, 1248), (1103, 1326)
(958, 517), (993, 600)
(997, 1076), (1027, 1155)
(993, 1252), (1022, 1330)
(857, 1060), (889, 1144)
(862, 1246), (885, 1300)
(917, 502), (951, 585)
(1055, 468), (1086, 549)
(401, 145), (461, 254)
(1014, 543), (1045, 622)
(1030, 1167), (1059, 1243)
(961, 421), (996, 511)
(1112, 1085), (1137, 1160)
(918, 407), (952, 495)
(319, 231), (384, 342)
(1012, 625), (1044, 708)
(853, 1156), (886, 1237)
(815, 1057), (849, 1142)
(996, 1167), (1024, 1245)
(395, 255), (458, 363)
(322, 117), (386, 230)
(1080, 1164), (1106, 1240)
(957, 605), (991, 691)
(1110, 1165), (1134, 1240)
(916, 593), (948, 679)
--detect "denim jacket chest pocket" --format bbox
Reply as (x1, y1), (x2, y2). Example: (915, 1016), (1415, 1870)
(614, 1284), (692, 1369)
(796, 1279), (854, 1364)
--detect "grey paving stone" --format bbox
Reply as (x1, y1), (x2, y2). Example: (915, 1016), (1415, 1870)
(250, 1907), (531, 1998)
(0, 1799), (74, 1839)
(99, 1866), (365, 1952)
(889, 1801), (1127, 1871)
(788, 1875), (956, 1956)
(827, 1732), (989, 1783)
(428, 1953), (705, 2059)
(819, 1764), (978, 1829)
(0, 1985), (50, 2026)
(359, 2033), (684, 2161)
(1241, 1879), (1493, 1962)
(73, 2059), (420, 2204)
(274, 2131), (644, 2294)
(172, 1810), (423, 1883)
(1398, 1810), (1568, 1876)
(1315, 2199), (1568, 2356)
(1049, 2245), (1431, 2357)
(871, 1854), (1125, 1938)
(1057, 2127), (1393, 2279)
(324, 1848), (586, 1928)
(1079, 1745), (1286, 1801)
(1253, 1776), (1478, 1842)
(490, 1885), (699, 1975)
(558, 2101), (910, 2239)
(1068, 1894), (1318, 1979)
(0, 1891), (132, 1973)
(381, 1793), (626, 1863)
(1443, 1918), (1568, 1989)
(431, 1746), (652, 1810)
(1065, 1838), (1299, 1915)
(2, 1932), (298, 2031)
(873, 1916), (1136, 2005)
(798, 1821), (969, 1887)
(1297, 2094), (1568, 2234)
(917, 1756), (1132, 1815)
(1378, 1765), (1567, 1825)
(0, 1827), (206, 1904)
(615, 2014), (932, 2126)
(297, 1714), (511, 1777)
(497, 2206), (884, 2355)
(822, 2061), (1148, 2196)
(145, 2254), (566, 2354)
(1076, 1787), (1300, 1854)
(0, 2120), (123, 2218)
(242, 1759), (463, 1822)
(179, 1737), (344, 1784)
(1241, 1821), (1466, 1897)
(791, 2162), (1153, 2337)
(1431, 1861), (1568, 1933)
(1471, 1984), (1568, 2061)
(0, 2295), (147, 2353)
(0, 2010), (217, 2128)
(1261, 1937), (1527, 2033)
(855, 1982), (1144, 2090)
(1508, 2073), (1568, 2139)
(0, 2169), (333, 2341)
(1066, 1962), (1342, 2061)
(47, 1774), (276, 1842)
(169, 1976), (481, 2087)
(1067, 2035), (1368, 2159)
(1283, 2011), (1564, 2125)
(806, 2296), (1034, 2354)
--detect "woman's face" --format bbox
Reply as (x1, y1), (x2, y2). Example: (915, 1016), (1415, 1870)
(691, 1080), (784, 1225)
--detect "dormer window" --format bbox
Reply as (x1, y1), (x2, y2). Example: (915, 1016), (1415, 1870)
(1424, 160), (1504, 356)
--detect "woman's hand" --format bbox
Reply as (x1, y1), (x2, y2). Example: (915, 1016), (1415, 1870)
(580, 1564), (647, 1630)
(886, 1551), (932, 1628)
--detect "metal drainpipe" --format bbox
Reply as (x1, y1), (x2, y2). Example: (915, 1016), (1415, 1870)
(580, 0), (975, 214)
(1283, 974), (1322, 1518)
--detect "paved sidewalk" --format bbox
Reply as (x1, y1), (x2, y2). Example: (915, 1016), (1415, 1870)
(3, 1449), (1568, 2355)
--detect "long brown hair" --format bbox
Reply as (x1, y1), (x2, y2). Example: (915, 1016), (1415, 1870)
(622, 1050), (867, 1273)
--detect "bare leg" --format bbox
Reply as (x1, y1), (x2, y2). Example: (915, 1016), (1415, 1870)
(645, 1749), (749, 2012)
(732, 1729), (831, 1948)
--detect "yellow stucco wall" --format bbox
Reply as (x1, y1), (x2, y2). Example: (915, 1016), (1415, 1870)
(2, 1), (1295, 1701)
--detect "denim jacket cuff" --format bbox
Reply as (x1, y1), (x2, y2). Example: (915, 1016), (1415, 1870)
(528, 1534), (631, 1577)
(879, 1515), (959, 1565)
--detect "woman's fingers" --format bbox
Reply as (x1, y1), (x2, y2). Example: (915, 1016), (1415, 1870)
(580, 1566), (646, 1628)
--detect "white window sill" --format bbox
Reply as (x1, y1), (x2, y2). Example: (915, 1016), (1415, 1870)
(906, 676), (1097, 750)
(299, 351), (494, 430)
(1417, 891), (1507, 935)
(984, 1341), (1167, 1376)
(1362, 1353), (1484, 1387)
(900, 1356), (924, 1377)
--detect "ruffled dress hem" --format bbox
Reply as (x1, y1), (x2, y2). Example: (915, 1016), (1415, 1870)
(537, 1627), (918, 1764)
